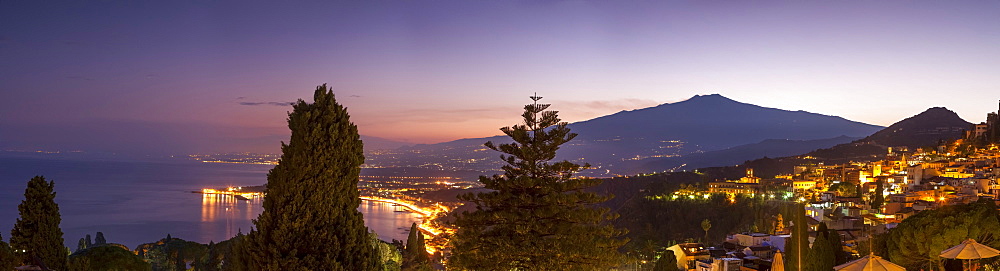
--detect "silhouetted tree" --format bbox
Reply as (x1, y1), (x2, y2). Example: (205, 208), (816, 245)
(134, 235), (206, 271)
(653, 250), (678, 271)
(238, 84), (376, 270)
(871, 179), (885, 211)
(449, 96), (627, 270)
(10, 176), (66, 270)
(783, 203), (808, 271)
(68, 245), (150, 271)
(95, 232), (106, 246)
(220, 231), (246, 271)
(805, 227), (835, 271)
(0, 233), (16, 271)
(403, 223), (429, 269)
(196, 241), (221, 271)
(77, 238), (87, 252)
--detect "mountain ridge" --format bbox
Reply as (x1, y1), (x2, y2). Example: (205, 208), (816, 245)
(687, 107), (974, 180)
(370, 94), (885, 175)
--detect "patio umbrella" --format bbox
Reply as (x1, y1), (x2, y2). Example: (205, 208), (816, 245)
(834, 253), (905, 271)
(939, 239), (1000, 271)
(772, 250), (784, 271)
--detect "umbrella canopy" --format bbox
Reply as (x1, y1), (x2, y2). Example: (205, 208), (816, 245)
(772, 250), (784, 271)
(834, 253), (905, 271)
(940, 239), (1000, 260)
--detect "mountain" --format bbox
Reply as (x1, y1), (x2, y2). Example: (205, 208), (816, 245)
(568, 94), (881, 150)
(367, 94), (884, 175)
(861, 107), (972, 148)
(626, 135), (861, 174)
(361, 135), (412, 151)
(793, 107), (971, 163)
(694, 107), (974, 180)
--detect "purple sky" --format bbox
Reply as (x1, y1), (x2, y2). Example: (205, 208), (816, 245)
(2, 1), (1000, 155)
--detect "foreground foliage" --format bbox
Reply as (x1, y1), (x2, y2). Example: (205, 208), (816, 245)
(885, 198), (1000, 271)
(449, 97), (627, 270)
(0, 233), (15, 271)
(135, 235), (207, 271)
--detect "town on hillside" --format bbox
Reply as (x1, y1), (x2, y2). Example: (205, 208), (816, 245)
(646, 103), (1000, 271)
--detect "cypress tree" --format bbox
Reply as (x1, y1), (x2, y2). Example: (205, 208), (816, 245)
(783, 203), (808, 271)
(77, 238), (87, 252)
(871, 179), (885, 211)
(10, 176), (66, 270)
(827, 229), (846, 265)
(403, 223), (428, 265)
(855, 184), (863, 200)
(95, 232), (106, 246)
(805, 233), (835, 271)
(86, 234), (92, 248)
(238, 84), (376, 270)
(449, 95), (628, 270)
(405, 223), (420, 258)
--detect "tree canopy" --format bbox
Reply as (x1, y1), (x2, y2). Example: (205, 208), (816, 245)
(69, 245), (150, 271)
(0, 233), (16, 271)
(885, 198), (1000, 271)
(10, 176), (66, 270)
(449, 96), (627, 270)
(237, 84), (377, 270)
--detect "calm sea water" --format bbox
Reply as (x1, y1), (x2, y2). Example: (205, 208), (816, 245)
(0, 157), (422, 250)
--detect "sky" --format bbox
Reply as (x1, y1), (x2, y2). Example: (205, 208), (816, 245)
(2, 1), (1000, 155)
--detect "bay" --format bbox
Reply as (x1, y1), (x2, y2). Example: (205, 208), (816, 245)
(0, 157), (422, 250)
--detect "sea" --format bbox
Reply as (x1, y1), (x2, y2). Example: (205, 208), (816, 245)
(0, 156), (422, 250)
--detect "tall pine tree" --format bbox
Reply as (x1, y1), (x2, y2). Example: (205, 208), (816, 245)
(10, 176), (66, 270)
(238, 84), (376, 270)
(783, 203), (808, 271)
(449, 95), (627, 270)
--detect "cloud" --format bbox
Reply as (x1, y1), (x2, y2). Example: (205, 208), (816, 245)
(238, 101), (294, 106)
(368, 107), (513, 124)
(349, 95), (362, 98)
(552, 98), (662, 112)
